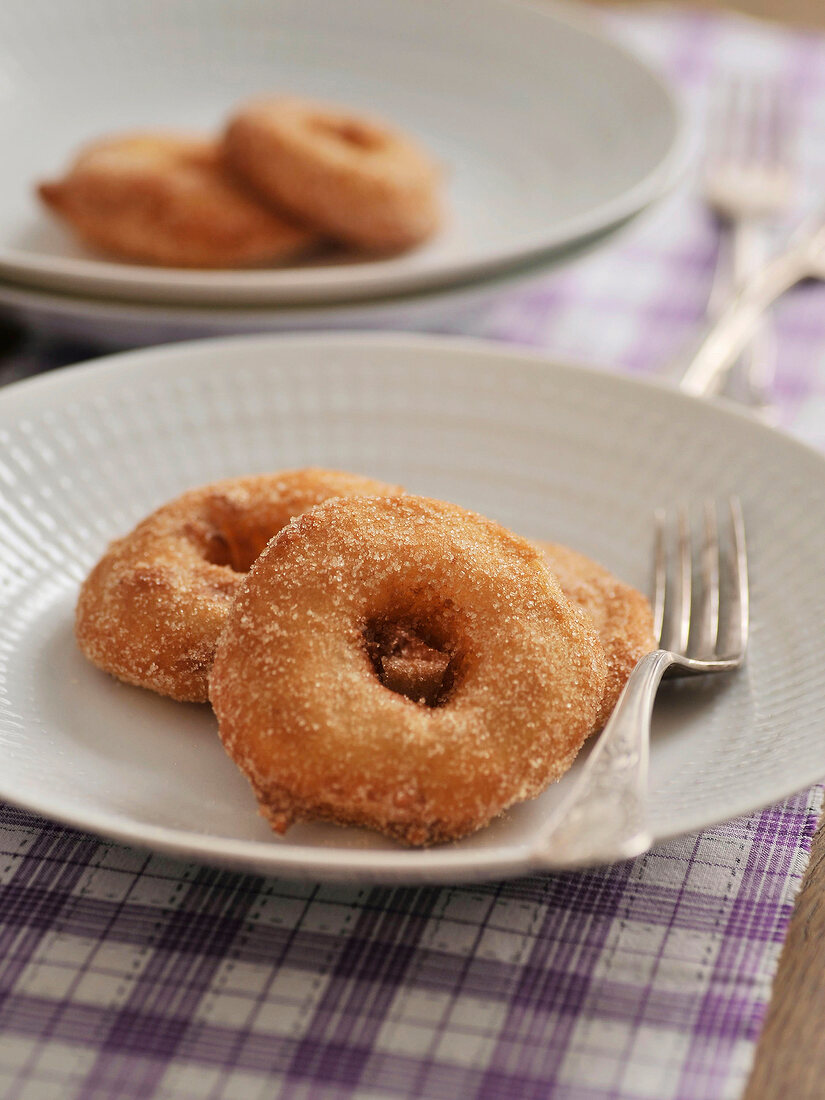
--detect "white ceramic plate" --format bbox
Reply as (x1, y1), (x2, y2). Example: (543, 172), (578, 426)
(0, 0), (685, 306)
(1, 334), (823, 884)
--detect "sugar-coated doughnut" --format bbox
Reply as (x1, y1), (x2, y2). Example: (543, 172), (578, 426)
(224, 97), (442, 251)
(38, 133), (317, 267)
(537, 542), (657, 728)
(75, 470), (402, 703)
(209, 495), (607, 846)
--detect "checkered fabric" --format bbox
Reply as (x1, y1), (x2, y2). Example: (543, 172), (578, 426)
(1, 7), (825, 1099)
(0, 794), (819, 1100)
(469, 7), (825, 452)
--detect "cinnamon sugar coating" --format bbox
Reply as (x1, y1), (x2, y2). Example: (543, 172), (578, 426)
(75, 469), (401, 702)
(224, 97), (442, 251)
(209, 495), (607, 846)
(537, 542), (657, 729)
(38, 132), (317, 267)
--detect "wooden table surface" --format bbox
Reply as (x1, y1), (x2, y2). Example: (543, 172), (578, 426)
(745, 815), (825, 1097)
(591, 3), (825, 1095)
(592, 0), (825, 29)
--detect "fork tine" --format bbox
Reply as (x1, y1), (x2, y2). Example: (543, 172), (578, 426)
(706, 76), (735, 166)
(724, 76), (746, 166)
(737, 78), (756, 163)
(739, 78), (762, 168)
(693, 499), (720, 657)
(769, 82), (790, 170)
(743, 78), (773, 170)
(721, 496), (749, 657)
(750, 80), (771, 167)
(652, 509), (667, 647)
(660, 506), (692, 653)
(675, 506), (692, 653)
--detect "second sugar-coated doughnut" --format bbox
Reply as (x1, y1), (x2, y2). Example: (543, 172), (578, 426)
(209, 495), (608, 846)
(75, 469), (401, 703)
(537, 542), (657, 728)
(38, 132), (317, 267)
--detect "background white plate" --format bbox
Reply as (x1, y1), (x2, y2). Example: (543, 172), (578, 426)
(0, 222), (628, 349)
(1, 334), (823, 884)
(0, 0), (685, 306)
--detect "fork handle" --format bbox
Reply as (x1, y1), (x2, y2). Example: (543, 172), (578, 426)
(678, 238), (812, 397)
(531, 650), (673, 869)
(725, 220), (778, 417)
(732, 222), (779, 419)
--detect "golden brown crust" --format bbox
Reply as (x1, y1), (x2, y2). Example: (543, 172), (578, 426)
(75, 469), (402, 702)
(223, 97), (442, 251)
(38, 132), (317, 267)
(536, 541), (657, 729)
(209, 495), (608, 846)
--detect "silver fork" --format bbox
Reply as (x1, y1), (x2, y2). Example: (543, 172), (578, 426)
(696, 77), (793, 412)
(679, 211), (825, 396)
(531, 499), (749, 869)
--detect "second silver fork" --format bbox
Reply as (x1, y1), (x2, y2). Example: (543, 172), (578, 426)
(700, 76), (793, 413)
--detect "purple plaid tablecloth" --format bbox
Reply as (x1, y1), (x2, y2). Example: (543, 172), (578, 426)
(2, 7), (825, 1099)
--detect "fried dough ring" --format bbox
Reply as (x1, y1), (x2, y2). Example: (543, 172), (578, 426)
(224, 97), (442, 251)
(209, 495), (607, 846)
(75, 469), (401, 703)
(537, 542), (657, 729)
(38, 132), (317, 267)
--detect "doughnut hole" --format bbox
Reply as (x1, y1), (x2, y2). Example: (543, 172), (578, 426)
(364, 618), (454, 706)
(222, 97), (442, 252)
(310, 115), (385, 152)
(197, 521), (272, 573)
(190, 493), (300, 573)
